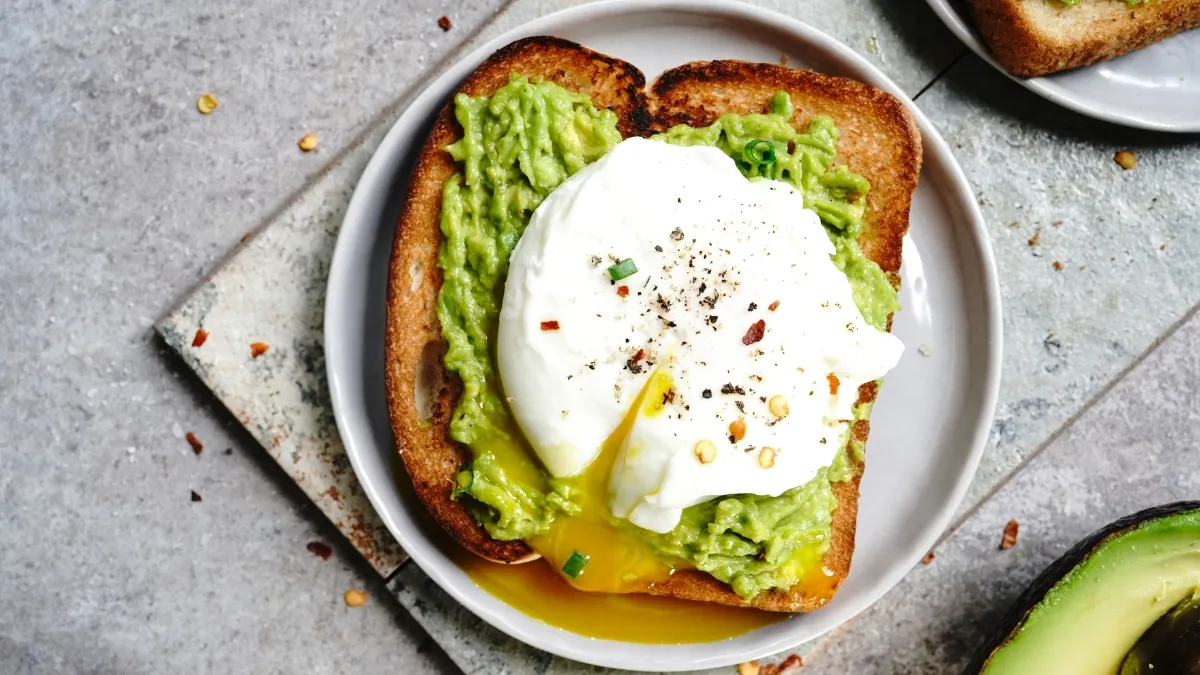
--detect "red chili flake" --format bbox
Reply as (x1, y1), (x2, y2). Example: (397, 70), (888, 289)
(632, 349), (646, 363)
(190, 491), (202, 502)
(540, 320), (560, 331)
(185, 432), (203, 455)
(191, 328), (208, 347)
(250, 342), (270, 358)
(768, 300), (780, 311)
(617, 285), (629, 298)
(1000, 519), (1020, 550)
(306, 541), (333, 560)
(742, 319), (766, 345)
(827, 374), (840, 396)
(921, 551), (935, 565)
(437, 15), (452, 31)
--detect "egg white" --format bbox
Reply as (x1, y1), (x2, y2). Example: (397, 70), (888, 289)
(497, 137), (903, 533)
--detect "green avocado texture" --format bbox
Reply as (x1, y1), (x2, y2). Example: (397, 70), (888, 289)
(436, 75), (895, 598)
(978, 503), (1200, 675)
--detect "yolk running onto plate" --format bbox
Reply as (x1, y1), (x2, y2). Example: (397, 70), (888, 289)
(456, 547), (783, 643)
(527, 367), (678, 593)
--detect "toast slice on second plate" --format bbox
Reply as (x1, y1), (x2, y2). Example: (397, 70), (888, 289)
(968, 0), (1200, 77)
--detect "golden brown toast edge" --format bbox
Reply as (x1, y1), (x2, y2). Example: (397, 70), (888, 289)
(384, 44), (923, 610)
(384, 37), (647, 564)
(641, 61), (920, 611)
(969, 0), (1200, 78)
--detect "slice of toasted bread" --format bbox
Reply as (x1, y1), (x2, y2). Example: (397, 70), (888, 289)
(968, 0), (1200, 77)
(384, 37), (922, 611)
(384, 37), (646, 564)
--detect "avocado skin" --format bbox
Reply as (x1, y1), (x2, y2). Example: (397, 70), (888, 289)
(967, 501), (1200, 674)
(1120, 594), (1200, 675)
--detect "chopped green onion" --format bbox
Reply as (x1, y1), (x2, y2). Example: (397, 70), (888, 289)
(450, 464), (474, 499)
(743, 139), (777, 166)
(607, 258), (638, 281)
(561, 550), (590, 579)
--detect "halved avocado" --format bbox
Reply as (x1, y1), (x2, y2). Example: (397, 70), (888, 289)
(972, 502), (1200, 674)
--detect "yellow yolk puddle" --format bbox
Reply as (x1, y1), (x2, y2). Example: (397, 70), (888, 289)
(455, 548), (782, 643)
(525, 367), (677, 593)
(455, 366), (783, 641)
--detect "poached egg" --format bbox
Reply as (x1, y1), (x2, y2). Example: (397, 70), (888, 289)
(497, 137), (903, 535)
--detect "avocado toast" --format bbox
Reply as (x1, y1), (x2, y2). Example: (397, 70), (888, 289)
(384, 37), (921, 612)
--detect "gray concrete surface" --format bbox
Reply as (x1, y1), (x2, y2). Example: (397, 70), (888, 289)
(0, 0), (506, 672)
(4, 0), (1200, 673)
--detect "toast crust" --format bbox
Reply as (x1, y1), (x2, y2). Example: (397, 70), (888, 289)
(383, 38), (922, 611)
(969, 0), (1200, 77)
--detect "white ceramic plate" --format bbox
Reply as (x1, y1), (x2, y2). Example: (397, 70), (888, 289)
(926, 0), (1200, 132)
(325, 0), (1002, 670)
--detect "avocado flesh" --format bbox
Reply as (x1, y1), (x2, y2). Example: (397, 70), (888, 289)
(983, 510), (1200, 675)
(1120, 594), (1200, 675)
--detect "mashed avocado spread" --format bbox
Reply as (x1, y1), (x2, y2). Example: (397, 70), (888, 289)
(437, 75), (896, 598)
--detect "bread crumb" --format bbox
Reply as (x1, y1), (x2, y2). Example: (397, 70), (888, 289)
(250, 342), (270, 358)
(191, 328), (208, 347)
(921, 551), (935, 565)
(1000, 519), (1019, 550)
(344, 589), (368, 607)
(1160, 243), (1167, 251)
(1027, 229), (1040, 247)
(865, 35), (882, 60)
(1053, 261), (1063, 271)
(1114, 149), (1137, 170)
(196, 93), (218, 114)
(437, 15), (452, 31)
(298, 133), (319, 152)
(918, 344), (933, 357)
(737, 662), (760, 675)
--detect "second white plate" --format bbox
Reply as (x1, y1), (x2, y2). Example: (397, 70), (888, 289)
(926, 0), (1200, 132)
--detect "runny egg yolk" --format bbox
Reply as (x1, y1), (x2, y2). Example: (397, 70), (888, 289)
(456, 367), (837, 640)
(456, 367), (785, 643)
(527, 368), (677, 593)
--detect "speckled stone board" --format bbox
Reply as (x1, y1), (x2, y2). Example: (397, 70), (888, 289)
(155, 145), (410, 574)
(156, 0), (1200, 672)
